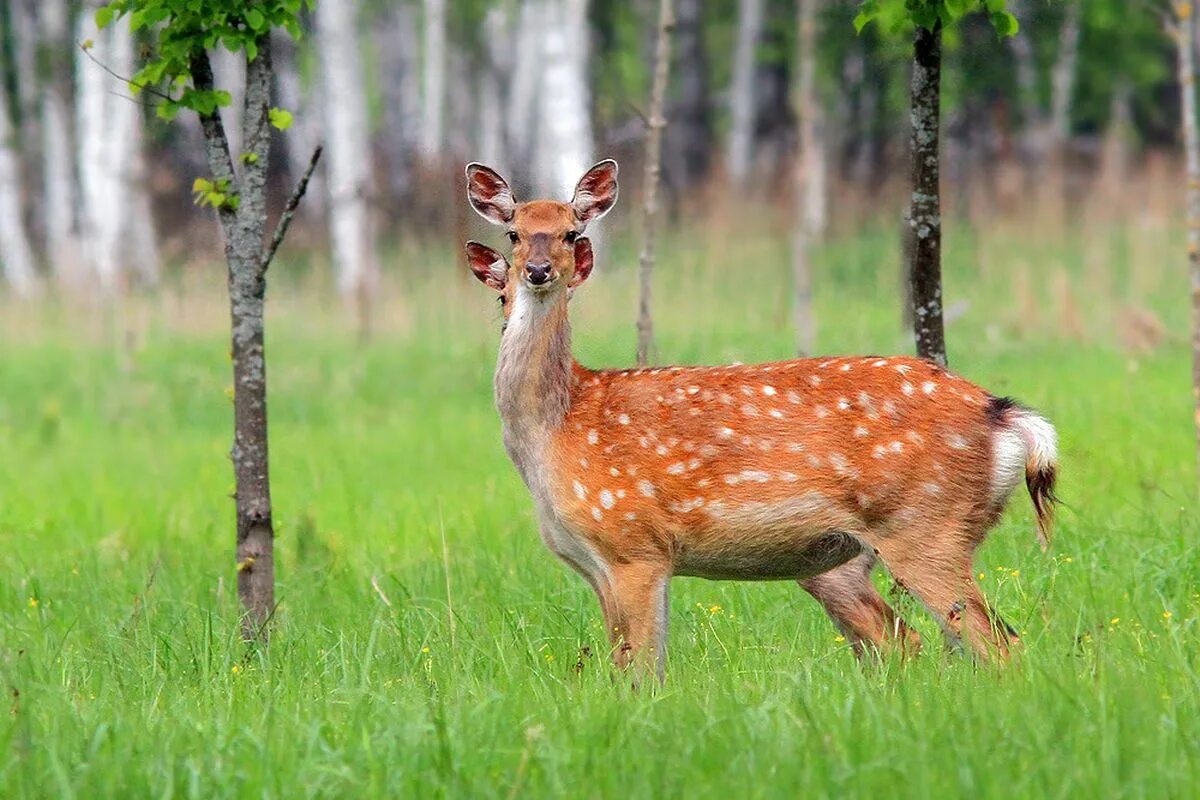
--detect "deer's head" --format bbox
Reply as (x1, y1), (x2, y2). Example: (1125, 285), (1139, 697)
(464, 160), (617, 300)
(465, 237), (594, 321)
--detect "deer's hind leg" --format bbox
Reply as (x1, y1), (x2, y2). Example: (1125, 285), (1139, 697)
(800, 551), (920, 657)
(871, 521), (1017, 660)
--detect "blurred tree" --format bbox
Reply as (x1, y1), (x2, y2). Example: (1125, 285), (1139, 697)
(663, 0), (712, 196)
(97, 0), (321, 638)
(792, 0), (821, 356)
(317, 0), (379, 333)
(637, 0), (674, 366)
(856, 0), (1018, 367)
(0, 65), (39, 296)
(728, 0), (765, 186)
(1168, 0), (1200, 487)
(420, 0), (446, 165)
(37, 0), (83, 285)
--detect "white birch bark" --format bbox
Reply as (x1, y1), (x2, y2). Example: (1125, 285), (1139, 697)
(1173, 1), (1200, 487)
(317, 0), (380, 301)
(792, 0), (821, 356)
(0, 74), (39, 296)
(507, 0), (542, 172)
(728, 0), (764, 186)
(10, 0), (41, 161)
(534, 0), (594, 198)
(478, 5), (512, 170)
(38, 0), (82, 283)
(419, 0), (447, 164)
(1049, 1), (1081, 154)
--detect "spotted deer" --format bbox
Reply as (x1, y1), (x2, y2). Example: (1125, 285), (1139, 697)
(464, 160), (1059, 679)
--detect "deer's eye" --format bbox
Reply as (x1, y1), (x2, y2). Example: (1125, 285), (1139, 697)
(507, 231), (519, 243)
(564, 230), (578, 243)
(498, 294), (506, 305)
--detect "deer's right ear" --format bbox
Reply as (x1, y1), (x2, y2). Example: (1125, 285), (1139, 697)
(465, 241), (509, 291)
(465, 163), (516, 225)
(571, 159), (619, 227)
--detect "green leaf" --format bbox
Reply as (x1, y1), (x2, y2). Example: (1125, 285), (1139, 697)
(240, 152), (259, 164)
(94, 6), (114, 30)
(246, 8), (265, 31)
(268, 107), (293, 131)
(989, 10), (1019, 37)
(156, 101), (180, 122)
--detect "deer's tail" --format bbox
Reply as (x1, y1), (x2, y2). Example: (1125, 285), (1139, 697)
(988, 397), (1060, 551)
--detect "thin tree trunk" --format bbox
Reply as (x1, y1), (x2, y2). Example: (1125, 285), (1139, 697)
(478, 6), (511, 170)
(0, 74), (39, 296)
(191, 42), (277, 638)
(38, 0), (82, 285)
(636, 0), (674, 366)
(318, 0), (379, 322)
(1007, 0), (1043, 164)
(77, 3), (123, 291)
(419, 0), (447, 165)
(791, 0), (820, 356)
(1175, 2), (1200, 488)
(507, 0), (541, 172)
(728, 0), (764, 186)
(11, 0), (41, 227)
(1049, 0), (1080, 207)
(908, 22), (946, 366)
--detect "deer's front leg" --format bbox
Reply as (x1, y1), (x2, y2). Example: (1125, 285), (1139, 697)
(595, 561), (671, 684)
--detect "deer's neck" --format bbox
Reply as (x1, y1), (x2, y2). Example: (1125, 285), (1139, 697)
(494, 285), (576, 470)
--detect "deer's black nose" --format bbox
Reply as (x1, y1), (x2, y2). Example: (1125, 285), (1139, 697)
(525, 261), (552, 285)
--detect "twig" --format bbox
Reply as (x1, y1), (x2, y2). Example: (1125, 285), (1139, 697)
(261, 145), (323, 274)
(78, 41), (175, 102)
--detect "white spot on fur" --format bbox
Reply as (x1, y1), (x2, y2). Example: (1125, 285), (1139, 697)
(656, 445), (669, 456)
(599, 489), (615, 509)
(718, 427), (734, 440)
(762, 385), (777, 396)
(769, 409), (784, 419)
(946, 432), (969, 450)
(780, 471), (798, 482)
(719, 393), (733, 405)
(637, 480), (656, 497)
(895, 364), (912, 375)
(837, 398), (850, 411)
(609, 467), (620, 477)
(922, 381), (936, 395)
(901, 382), (914, 396)
(922, 482), (942, 495)
(741, 404), (759, 417)
(591, 507), (602, 521)
(667, 462), (685, 475)
(809, 375), (822, 387)
(806, 454), (822, 468)
(618, 414), (630, 425)
(741, 386), (754, 397)
(873, 360), (888, 367)
(890, 441), (904, 453)
(587, 429), (599, 445)
(687, 385), (699, 395)
(840, 363), (852, 372)
(741, 470), (771, 483)
(700, 444), (719, 457)
(787, 442), (805, 452)
(624, 512), (637, 521)
(573, 481), (587, 500)
(814, 405), (830, 418)
(787, 390), (802, 404)
(854, 426), (869, 437)
(697, 477), (712, 488)
(616, 489), (626, 499)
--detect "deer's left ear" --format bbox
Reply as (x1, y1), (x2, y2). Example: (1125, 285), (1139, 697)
(569, 237), (594, 288)
(571, 160), (619, 227)
(465, 241), (509, 291)
(466, 163), (517, 225)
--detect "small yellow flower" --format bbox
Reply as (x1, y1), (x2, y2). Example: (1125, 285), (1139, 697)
(231, 664), (241, 674)
(1010, 570), (1020, 578)
(834, 635), (846, 643)
(978, 572), (985, 581)
(1163, 611), (1173, 620)
(27, 597), (38, 608)
(1064, 557), (1073, 563)
(544, 653), (554, 662)
(708, 604), (722, 614)
(421, 646), (430, 653)
(1110, 617), (1120, 625)
(71, 566), (79, 576)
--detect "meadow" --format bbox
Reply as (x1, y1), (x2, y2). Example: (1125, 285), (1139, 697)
(2, 213), (1199, 798)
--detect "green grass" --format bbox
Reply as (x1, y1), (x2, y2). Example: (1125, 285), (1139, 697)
(2, 222), (1199, 798)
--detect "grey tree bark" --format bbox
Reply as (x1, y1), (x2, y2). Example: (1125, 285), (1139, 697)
(419, 0), (447, 165)
(38, 0), (82, 284)
(0, 73), (39, 296)
(1173, 2), (1200, 488)
(636, 0), (675, 366)
(478, 5), (512, 170)
(1007, 0), (1043, 163)
(728, 0), (764, 186)
(791, 0), (822, 357)
(189, 39), (320, 637)
(507, 0), (542, 174)
(908, 23), (946, 366)
(317, 0), (380, 323)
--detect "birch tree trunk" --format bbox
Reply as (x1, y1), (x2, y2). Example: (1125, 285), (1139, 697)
(274, 29), (325, 217)
(908, 22), (946, 366)
(10, 0), (41, 196)
(636, 0), (675, 366)
(317, 0), (380, 322)
(791, 0), (821, 356)
(375, 2), (421, 201)
(1007, 0), (1043, 164)
(1174, 1), (1200, 489)
(478, 6), (512, 170)
(0, 74), (40, 296)
(535, 0), (594, 198)
(38, 0), (82, 285)
(728, 0), (764, 186)
(419, 0), (447, 165)
(507, 0), (542, 173)
(1049, 2), (1080, 162)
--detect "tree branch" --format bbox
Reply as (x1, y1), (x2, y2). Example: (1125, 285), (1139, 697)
(189, 50), (239, 227)
(78, 40), (175, 102)
(261, 145), (323, 274)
